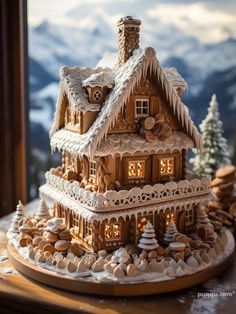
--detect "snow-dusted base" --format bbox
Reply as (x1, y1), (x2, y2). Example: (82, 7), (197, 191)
(7, 230), (235, 296)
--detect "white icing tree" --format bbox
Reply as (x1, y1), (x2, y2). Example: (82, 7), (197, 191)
(190, 94), (231, 177)
(163, 219), (178, 243)
(35, 199), (51, 220)
(196, 206), (213, 231)
(138, 221), (159, 251)
(8, 201), (25, 234)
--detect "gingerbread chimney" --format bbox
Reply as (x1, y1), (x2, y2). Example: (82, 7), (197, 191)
(117, 16), (141, 66)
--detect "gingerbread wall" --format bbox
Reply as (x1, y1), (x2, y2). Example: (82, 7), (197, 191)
(108, 75), (181, 135)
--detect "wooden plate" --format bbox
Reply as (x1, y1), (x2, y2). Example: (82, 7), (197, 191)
(7, 231), (235, 296)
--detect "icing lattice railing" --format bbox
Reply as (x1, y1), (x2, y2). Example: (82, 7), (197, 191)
(44, 171), (211, 212)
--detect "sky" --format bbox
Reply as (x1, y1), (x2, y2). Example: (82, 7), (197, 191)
(28, 0), (236, 45)
(28, 0), (236, 23)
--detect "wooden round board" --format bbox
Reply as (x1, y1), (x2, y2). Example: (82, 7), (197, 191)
(7, 232), (235, 297)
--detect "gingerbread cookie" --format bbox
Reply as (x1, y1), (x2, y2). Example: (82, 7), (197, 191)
(215, 165), (236, 180)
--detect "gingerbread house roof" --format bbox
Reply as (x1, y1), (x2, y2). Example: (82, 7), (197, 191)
(50, 47), (202, 158)
(97, 53), (188, 92)
(163, 67), (188, 92)
(82, 70), (115, 88)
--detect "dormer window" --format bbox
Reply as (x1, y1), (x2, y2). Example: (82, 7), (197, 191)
(135, 99), (149, 119)
(82, 70), (115, 104)
(93, 90), (103, 102)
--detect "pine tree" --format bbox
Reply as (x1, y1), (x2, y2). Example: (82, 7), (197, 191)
(163, 219), (178, 243)
(190, 94), (231, 177)
(35, 199), (51, 220)
(196, 206), (212, 230)
(8, 201), (25, 234)
(138, 221), (159, 251)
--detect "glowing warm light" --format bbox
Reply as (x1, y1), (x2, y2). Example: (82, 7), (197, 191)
(137, 217), (148, 232)
(160, 158), (174, 175)
(166, 213), (175, 226)
(128, 161), (145, 178)
(105, 223), (121, 240)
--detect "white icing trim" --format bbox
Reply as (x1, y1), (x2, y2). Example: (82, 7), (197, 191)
(96, 52), (118, 69)
(39, 184), (211, 223)
(163, 67), (188, 92)
(40, 171), (213, 212)
(82, 71), (115, 88)
(51, 130), (194, 157)
(96, 54), (188, 93)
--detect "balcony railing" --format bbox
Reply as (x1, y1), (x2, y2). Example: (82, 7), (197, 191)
(40, 171), (212, 212)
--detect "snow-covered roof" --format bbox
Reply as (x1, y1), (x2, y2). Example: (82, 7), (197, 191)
(82, 70), (115, 88)
(96, 52), (118, 69)
(50, 47), (202, 157)
(163, 67), (188, 92)
(50, 67), (112, 136)
(96, 53), (188, 92)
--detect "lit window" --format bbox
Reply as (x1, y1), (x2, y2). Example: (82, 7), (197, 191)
(160, 158), (174, 176)
(166, 213), (175, 226)
(135, 99), (149, 118)
(105, 223), (121, 241)
(93, 90), (102, 101)
(185, 207), (194, 226)
(89, 160), (96, 177)
(128, 160), (145, 178)
(137, 216), (148, 233)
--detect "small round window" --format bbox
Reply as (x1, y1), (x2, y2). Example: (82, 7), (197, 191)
(93, 90), (103, 102)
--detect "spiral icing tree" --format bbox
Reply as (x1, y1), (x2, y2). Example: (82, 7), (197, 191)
(138, 221), (159, 251)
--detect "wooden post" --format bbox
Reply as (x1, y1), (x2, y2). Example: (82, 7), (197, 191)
(0, 0), (29, 216)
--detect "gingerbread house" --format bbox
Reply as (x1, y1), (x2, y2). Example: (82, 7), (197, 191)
(40, 17), (213, 252)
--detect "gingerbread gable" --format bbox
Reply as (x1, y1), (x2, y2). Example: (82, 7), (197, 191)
(50, 47), (202, 158)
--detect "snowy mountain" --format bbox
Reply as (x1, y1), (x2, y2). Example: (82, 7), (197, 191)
(29, 0), (236, 124)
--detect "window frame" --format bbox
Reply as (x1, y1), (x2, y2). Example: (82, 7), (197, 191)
(93, 89), (103, 102)
(152, 152), (182, 183)
(104, 222), (122, 241)
(89, 160), (97, 178)
(135, 98), (150, 119)
(160, 157), (175, 176)
(128, 160), (145, 179)
(84, 220), (92, 237)
(185, 207), (194, 226)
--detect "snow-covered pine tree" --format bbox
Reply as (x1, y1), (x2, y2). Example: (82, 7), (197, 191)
(8, 201), (25, 234)
(35, 199), (51, 220)
(190, 94), (231, 177)
(195, 206), (214, 240)
(195, 206), (213, 230)
(138, 221), (159, 251)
